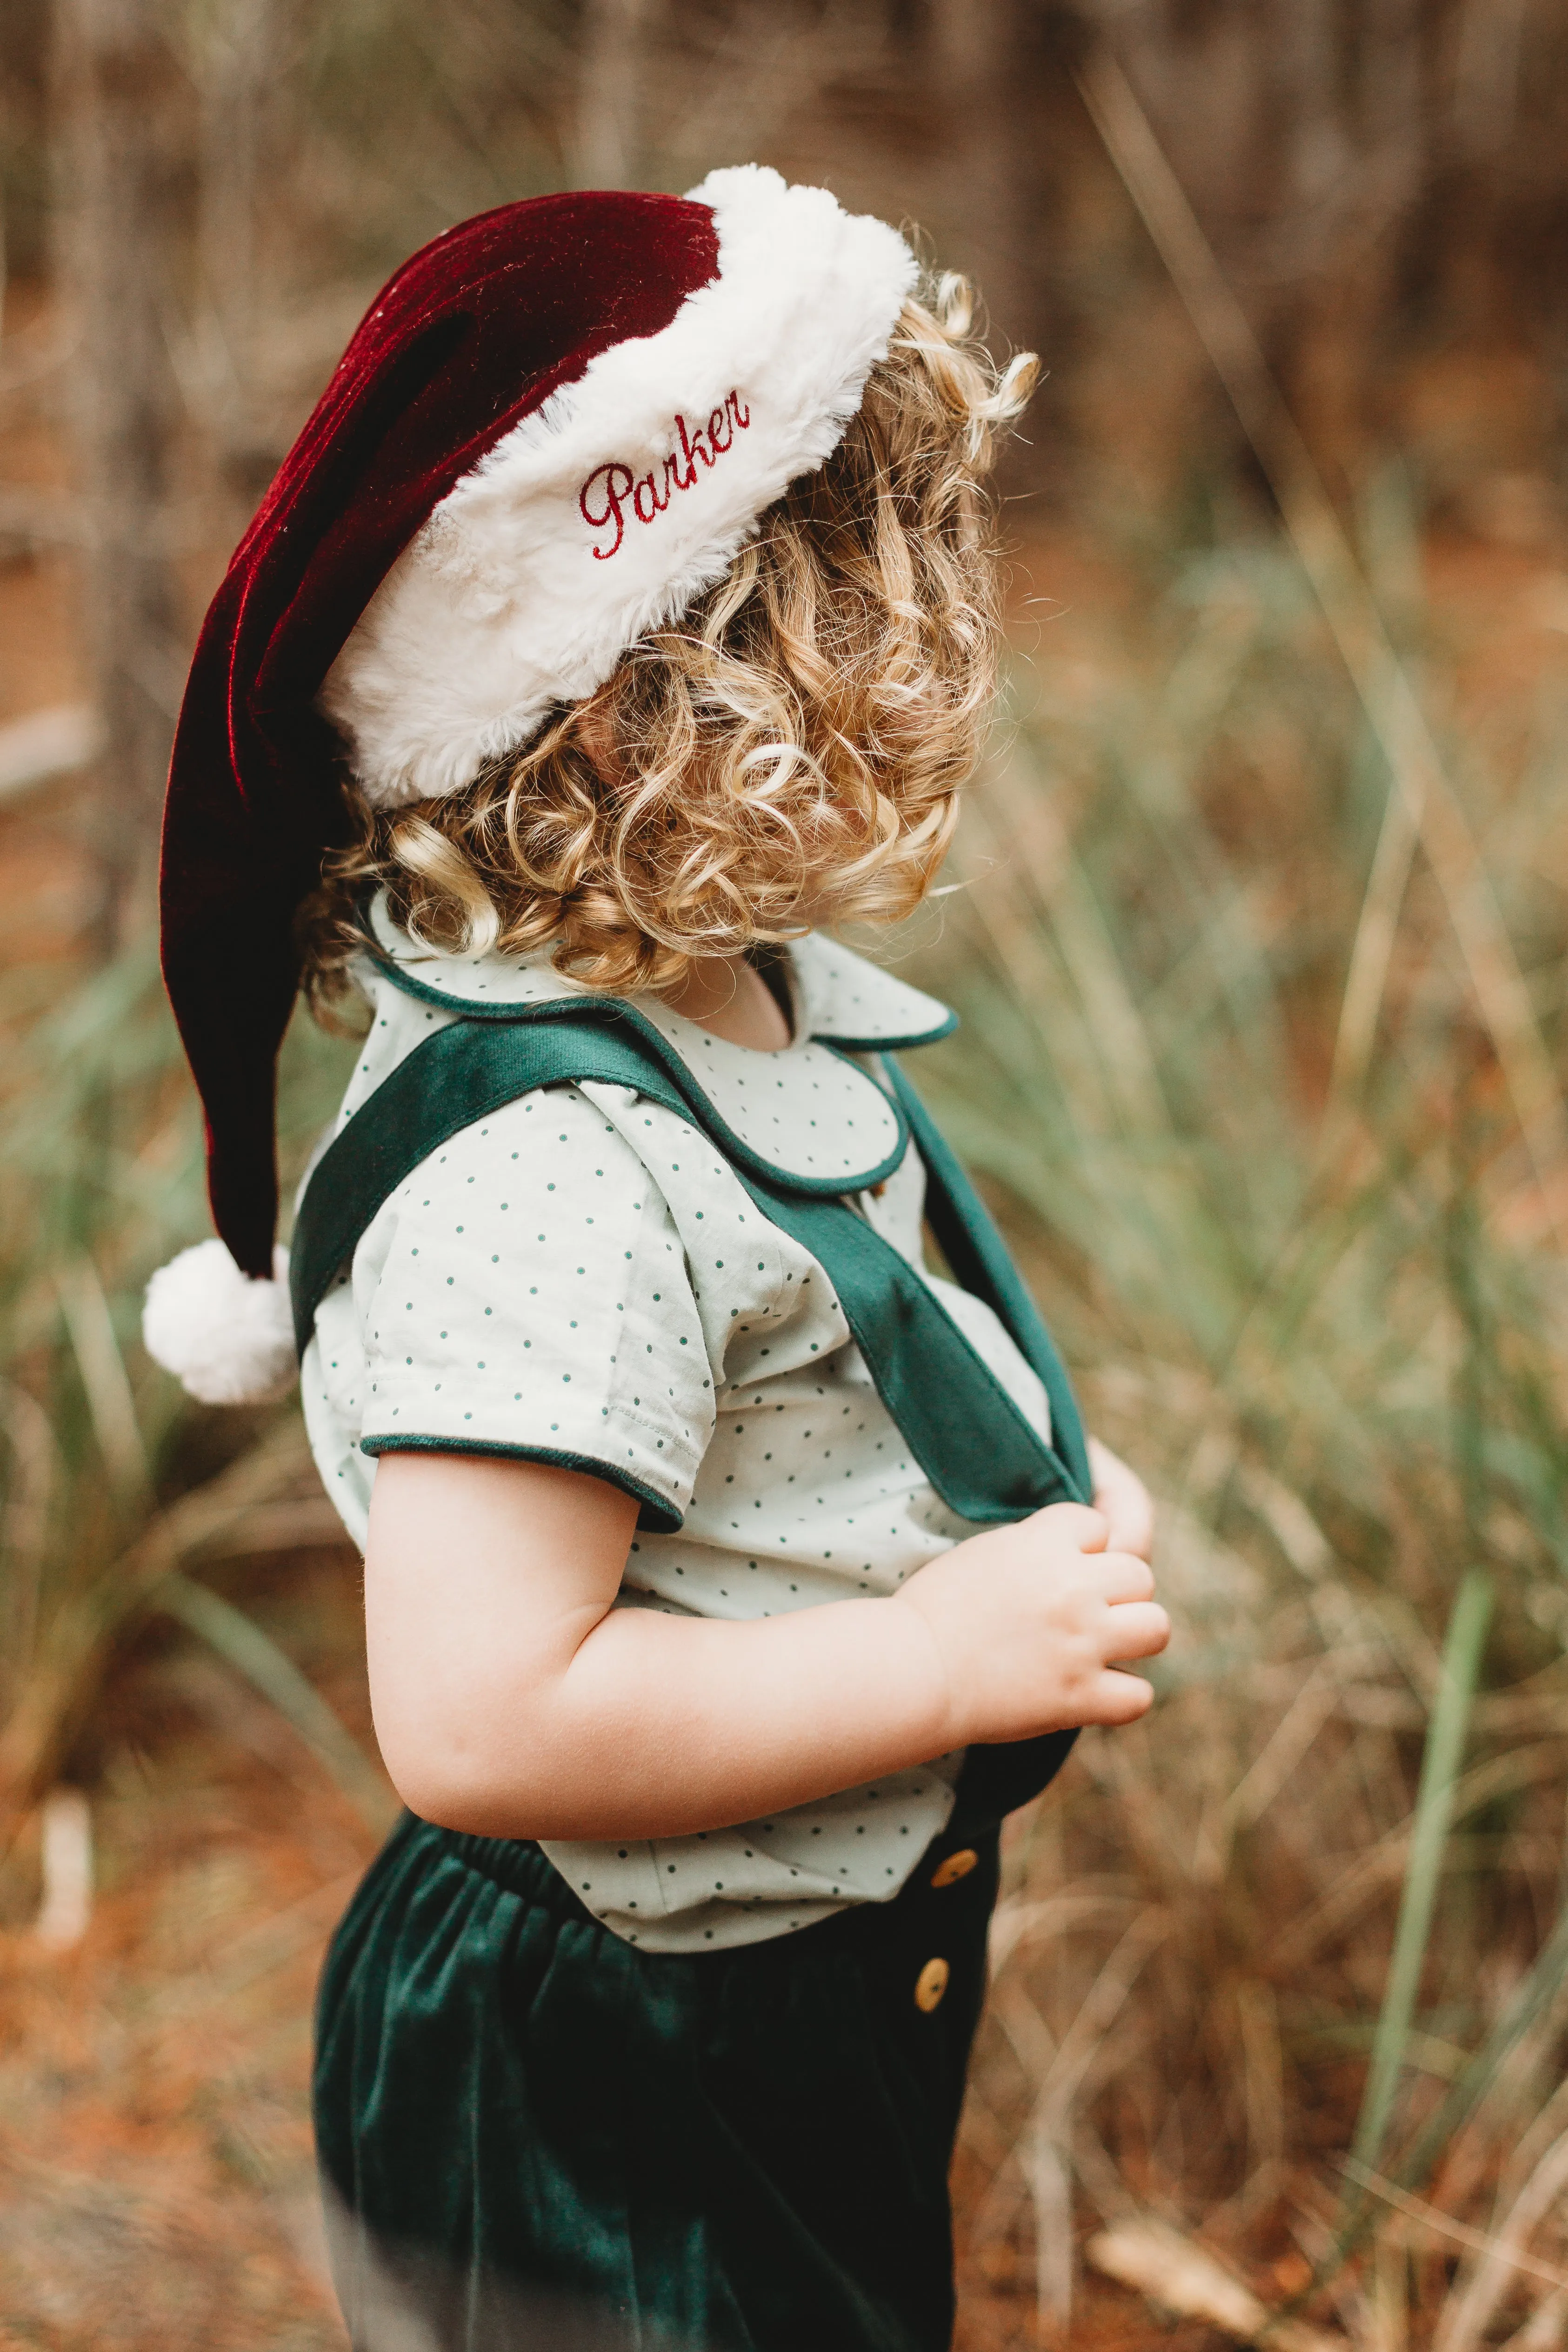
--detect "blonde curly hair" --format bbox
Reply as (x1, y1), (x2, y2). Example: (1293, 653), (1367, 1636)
(302, 271), (1036, 1011)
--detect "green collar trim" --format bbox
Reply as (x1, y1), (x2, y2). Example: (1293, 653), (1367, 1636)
(366, 951), (913, 1196)
(367, 933), (957, 1050)
(806, 1008), (957, 1052)
(357, 897), (957, 1051)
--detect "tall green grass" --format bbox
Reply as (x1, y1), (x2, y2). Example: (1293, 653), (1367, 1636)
(904, 508), (1568, 2344)
(0, 926), (374, 1851)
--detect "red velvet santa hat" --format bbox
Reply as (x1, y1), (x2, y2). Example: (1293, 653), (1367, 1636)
(142, 165), (917, 1404)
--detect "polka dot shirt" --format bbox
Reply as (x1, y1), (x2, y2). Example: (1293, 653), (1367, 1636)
(302, 909), (1054, 1952)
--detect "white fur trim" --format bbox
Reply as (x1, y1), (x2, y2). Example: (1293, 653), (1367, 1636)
(142, 1240), (297, 1406)
(320, 166), (917, 807)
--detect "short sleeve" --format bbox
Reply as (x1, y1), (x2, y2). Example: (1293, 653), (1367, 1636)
(351, 1085), (714, 1526)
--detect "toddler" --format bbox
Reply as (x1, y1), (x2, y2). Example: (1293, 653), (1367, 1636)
(146, 167), (1166, 2352)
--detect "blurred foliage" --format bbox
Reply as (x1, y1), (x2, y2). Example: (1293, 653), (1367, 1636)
(899, 490), (1568, 2341)
(10, 0), (1568, 513)
(0, 942), (362, 1831)
(3, 0), (1568, 2340)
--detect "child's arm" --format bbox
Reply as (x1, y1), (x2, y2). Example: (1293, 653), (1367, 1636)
(363, 1451), (1167, 1843)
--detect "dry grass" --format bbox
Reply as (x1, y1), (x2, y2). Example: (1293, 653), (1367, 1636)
(1, 288), (1566, 2352)
(901, 497), (1568, 2347)
(4, 501), (1568, 2345)
(2, 7), (1566, 2342)
(0, 897), (376, 1837)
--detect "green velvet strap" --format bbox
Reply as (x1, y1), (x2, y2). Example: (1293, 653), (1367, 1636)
(291, 1005), (1088, 1825)
(290, 1009), (1089, 1526)
(882, 1060), (1092, 1502)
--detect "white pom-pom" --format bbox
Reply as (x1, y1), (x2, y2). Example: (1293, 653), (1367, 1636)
(142, 1240), (296, 1406)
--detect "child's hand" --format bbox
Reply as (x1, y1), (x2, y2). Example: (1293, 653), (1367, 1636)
(892, 1503), (1169, 1748)
(1087, 1437), (1155, 1561)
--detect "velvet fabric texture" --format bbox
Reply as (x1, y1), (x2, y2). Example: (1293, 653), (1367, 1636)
(315, 1813), (1001, 2352)
(160, 192), (719, 1280)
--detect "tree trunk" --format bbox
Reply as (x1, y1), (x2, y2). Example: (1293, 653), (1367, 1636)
(52, 0), (182, 953)
(572, 0), (649, 192)
(199, 0), (273, 476)
(926, 0), (1027, 350)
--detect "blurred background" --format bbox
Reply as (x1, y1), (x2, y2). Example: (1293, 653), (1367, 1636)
(1, 3), (1568, 2346)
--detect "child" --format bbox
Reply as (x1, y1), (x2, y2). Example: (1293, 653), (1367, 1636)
(145, 168), (1165, 2352)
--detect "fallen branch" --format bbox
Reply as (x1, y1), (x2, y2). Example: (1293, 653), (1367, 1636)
(1087, 2216), (1347, 2352)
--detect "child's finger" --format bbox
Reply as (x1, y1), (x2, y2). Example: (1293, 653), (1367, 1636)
(1086, 1438), (1156, 1562)
(1076, 1669), (1156, 1726)
(1092, 1550), (1156, 1604)
(1101, 1599), (1170, 1662)
(1029, 1501), (1110, 1552)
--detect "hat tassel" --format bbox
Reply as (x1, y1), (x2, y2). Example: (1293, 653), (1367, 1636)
(142, 1240), (297, 1406)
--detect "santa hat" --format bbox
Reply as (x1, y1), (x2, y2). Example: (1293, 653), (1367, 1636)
(143, 166), (917, 1405)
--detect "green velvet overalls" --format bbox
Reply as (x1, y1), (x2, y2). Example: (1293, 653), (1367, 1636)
(295, 992), (1089, 2352)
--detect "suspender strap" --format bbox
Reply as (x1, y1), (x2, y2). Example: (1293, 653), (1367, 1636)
(289, 1008), (1090, 1824)
(882, 1060), (1091, 1501)
(291, 1010), (1089, 1525)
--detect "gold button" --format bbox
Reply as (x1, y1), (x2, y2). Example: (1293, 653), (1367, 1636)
(914, 1957), (950, 2013)
(930, 1847), (979, 1889)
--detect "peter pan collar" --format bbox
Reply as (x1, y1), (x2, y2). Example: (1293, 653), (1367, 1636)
(786, 933), (955, 1049)
(361, 896), (954, 1190)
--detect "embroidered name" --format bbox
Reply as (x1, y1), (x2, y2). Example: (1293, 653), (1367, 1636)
(578, 390), (752, 561)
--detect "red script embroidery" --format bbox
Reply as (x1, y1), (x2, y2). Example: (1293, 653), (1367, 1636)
(579, 390), (752, 561)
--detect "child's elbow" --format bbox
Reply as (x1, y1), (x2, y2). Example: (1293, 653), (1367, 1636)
(380, 1753), (504, 1839)
(370, 1695), (560, 1841)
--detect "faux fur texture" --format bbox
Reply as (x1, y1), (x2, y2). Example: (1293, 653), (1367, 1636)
(142, 1240), (296, 1406)
(319, 166), (917, 807)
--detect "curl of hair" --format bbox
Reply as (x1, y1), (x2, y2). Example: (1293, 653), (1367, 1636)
(301, 272), (1037, 1013)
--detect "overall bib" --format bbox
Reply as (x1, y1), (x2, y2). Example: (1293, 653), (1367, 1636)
(295, 992), (1089, 2352)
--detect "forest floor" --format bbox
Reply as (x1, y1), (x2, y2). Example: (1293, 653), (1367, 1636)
(0, 1547), (369, 2352)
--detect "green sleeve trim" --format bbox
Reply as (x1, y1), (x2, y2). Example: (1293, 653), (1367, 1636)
(358, 1434), (683, 1534)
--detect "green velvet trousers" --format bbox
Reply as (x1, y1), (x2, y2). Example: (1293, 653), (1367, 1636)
(314, 1811), (1001, 2351)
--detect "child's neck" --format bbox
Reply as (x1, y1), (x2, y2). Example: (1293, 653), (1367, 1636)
(659, 953), (793, 1053)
